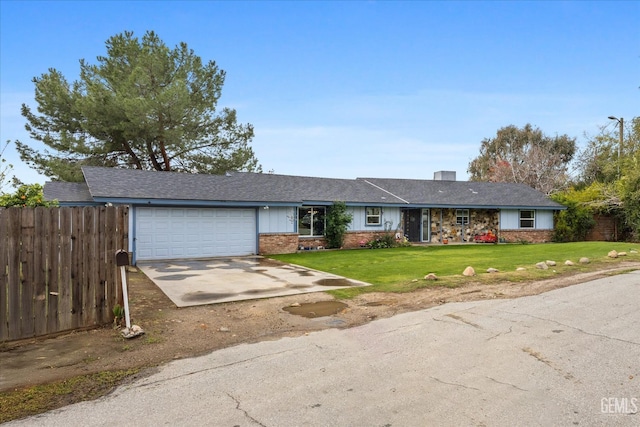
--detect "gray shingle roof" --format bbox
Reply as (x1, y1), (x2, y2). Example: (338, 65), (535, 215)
(80, 167), (404, 205)
(359, 178), (563, 209)
(43, 182), (94, 203)
(43, 167), (564, 210)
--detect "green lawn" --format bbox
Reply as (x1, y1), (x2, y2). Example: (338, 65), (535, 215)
(270, 242), (639, 298)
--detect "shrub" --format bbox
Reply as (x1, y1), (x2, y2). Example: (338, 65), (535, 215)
(324, 201), (353, 249)
(366, 221), (407, 249)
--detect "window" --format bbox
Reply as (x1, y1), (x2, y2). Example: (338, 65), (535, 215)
(298, 206), (326, 236)
(366, 207), (381, 225)
(520, 210), (535, 228)
(456, 209), (469, 225)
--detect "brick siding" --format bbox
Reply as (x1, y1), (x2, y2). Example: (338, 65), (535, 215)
(499, 229), (552, 243)
(258, 233), (299, 255)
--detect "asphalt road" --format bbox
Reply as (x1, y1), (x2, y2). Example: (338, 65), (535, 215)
(8, 271), (640, 426)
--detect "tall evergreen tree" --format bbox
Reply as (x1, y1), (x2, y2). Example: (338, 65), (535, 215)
(15, 31), (260, 182)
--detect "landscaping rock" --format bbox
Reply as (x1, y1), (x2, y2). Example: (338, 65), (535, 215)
(487, 268), (499, 273)
(608, 250), (618, 258)
(536, 262), (549, 270)
(630, 250), (638, 254)
(579, 257), (590, 264)
(424, 273), (438, 281)
(516, 267), (526, 271)
(462, 266), (476, 276)
(618, 252), (627, 257)
(545, 260), (556, 266)
(564, 260), (575, 266)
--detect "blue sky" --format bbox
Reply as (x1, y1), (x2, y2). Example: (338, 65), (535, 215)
(1, 1), (638, 187)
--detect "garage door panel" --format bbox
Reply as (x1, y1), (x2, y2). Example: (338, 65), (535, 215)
(136, 207), (256, 261)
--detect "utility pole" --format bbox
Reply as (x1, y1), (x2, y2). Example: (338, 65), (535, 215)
(608, 116), (624, 177)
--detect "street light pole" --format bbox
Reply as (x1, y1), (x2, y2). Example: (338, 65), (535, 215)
(608, 116), (624, 177)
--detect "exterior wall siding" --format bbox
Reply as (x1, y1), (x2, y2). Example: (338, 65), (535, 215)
(348, 206), (401, 231)
(258, 207), (296, 233)
(256, 206), (559, 254)
(500, 209), (554, 230)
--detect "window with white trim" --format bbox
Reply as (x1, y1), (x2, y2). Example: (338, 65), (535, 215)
(366, 207), (381, 225)
(456, 209), (469, 225)
(298, 206), (326, 236)
(519, 210), (535, 228)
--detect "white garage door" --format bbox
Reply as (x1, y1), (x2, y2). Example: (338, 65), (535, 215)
(135, 207), (256, 261)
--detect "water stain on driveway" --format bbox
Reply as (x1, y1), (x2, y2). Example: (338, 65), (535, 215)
(137, 256), (370, 307)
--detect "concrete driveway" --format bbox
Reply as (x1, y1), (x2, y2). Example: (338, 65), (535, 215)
(137, 256), (370, 307)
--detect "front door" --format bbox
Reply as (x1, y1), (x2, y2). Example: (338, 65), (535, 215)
(403, 209), (421, 242)
(422, 209), (430, 242)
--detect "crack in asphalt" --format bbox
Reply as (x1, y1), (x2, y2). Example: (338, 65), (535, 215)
(486, 326), (513, 341)
(444, 313), (483, 329)
(429, 375), (481, 391)
(498, 310), (640, 346)
(227, 392), (267, 427)
(130, 347), (304, 389)
(521, 347), (577, 382)
(374, 322), (424, 335)
(485, 375), (529, 391)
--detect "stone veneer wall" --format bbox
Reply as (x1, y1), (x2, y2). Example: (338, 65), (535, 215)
(429, 209), (499, 243)
(499, 229), (552, 243)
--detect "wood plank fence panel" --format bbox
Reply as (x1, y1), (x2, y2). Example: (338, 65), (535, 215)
(20, 209), (35, 338)
(7, 209), (21, 340)
(104, 206), (117, 311)
(57, 208), (73, 333)
(71, 206), (82, 330)
(0, 210), (8, 337)
(46, 208), (60, 335)
(0, 206), (128, 342)
(33, 207), (48, 337)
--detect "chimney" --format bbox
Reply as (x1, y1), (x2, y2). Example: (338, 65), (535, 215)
(434, 171), (456, 181)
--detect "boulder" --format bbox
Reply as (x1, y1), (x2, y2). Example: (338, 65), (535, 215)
(536, 262), (549, 270)
(579, 257), (590, 264)
(516, 267), (526, 271)
(486, 268), (499, 273)
(630, 250), (638, 254)
(545, 260), (556, 266)
(564, 260), (575, 266)
(462, 266), (476, 277)
(608, 250), (618, 258)
(618, 252), (627, 257)
(424, 273), (438, 281)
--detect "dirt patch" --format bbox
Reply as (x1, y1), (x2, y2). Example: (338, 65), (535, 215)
(283, 301), (348, 318)
(1, 262), (639, 396)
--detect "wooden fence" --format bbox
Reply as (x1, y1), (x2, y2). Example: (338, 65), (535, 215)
(0, 206), (128, 342)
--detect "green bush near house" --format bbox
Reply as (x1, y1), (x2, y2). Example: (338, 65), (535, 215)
(324, 201), (353, 249)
